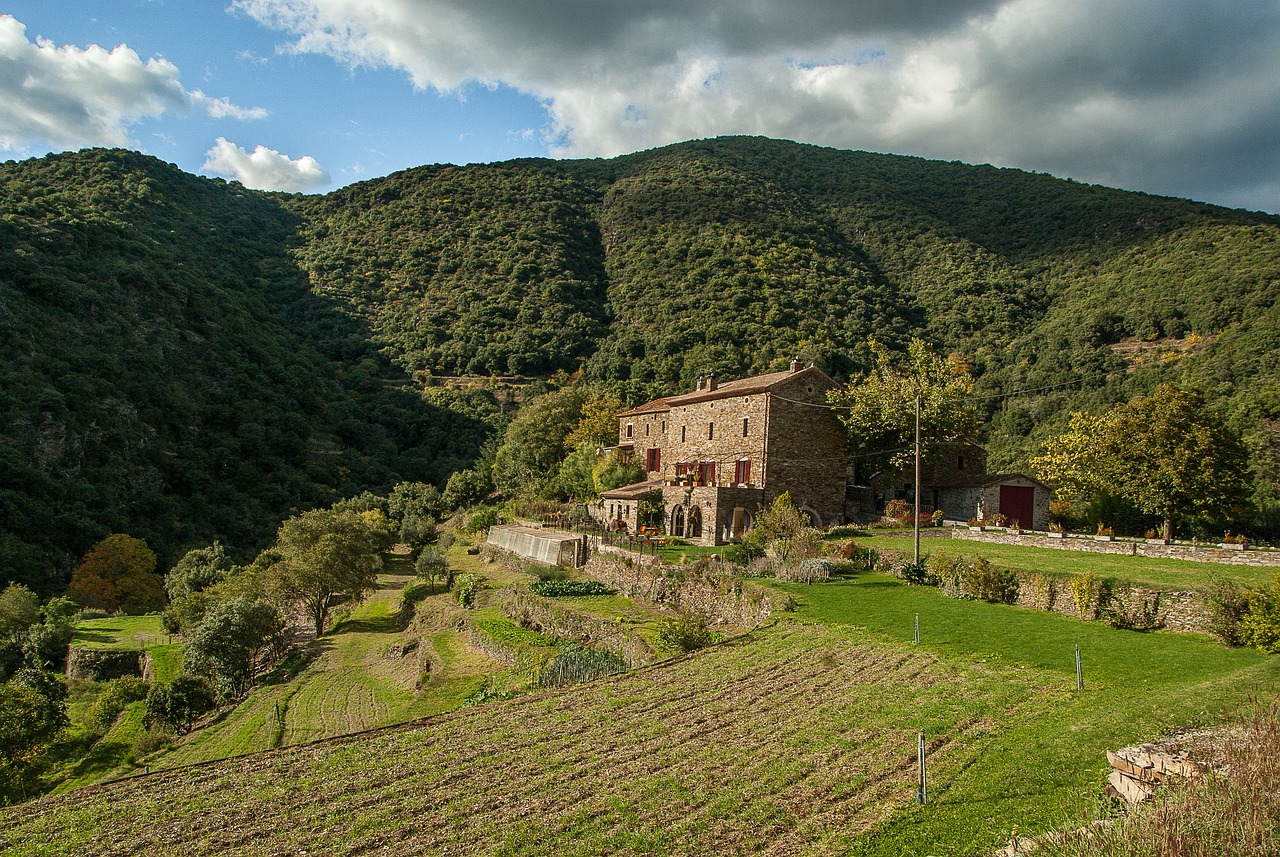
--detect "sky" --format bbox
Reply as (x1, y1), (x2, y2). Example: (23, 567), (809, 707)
(1, 1), (1279, 213)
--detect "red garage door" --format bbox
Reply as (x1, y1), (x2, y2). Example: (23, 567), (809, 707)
(999, 485), (1035, 530)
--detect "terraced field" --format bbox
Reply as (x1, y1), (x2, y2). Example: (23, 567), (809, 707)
(153, 569), (502, 771)
(1, 622), (1042, 856)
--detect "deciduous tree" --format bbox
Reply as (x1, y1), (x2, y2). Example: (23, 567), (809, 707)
(183, 597), (286, 699)
(1033, 385), (1251, 539)
(268, 508), (383, 637)
(827, 338), (978, 484)
(66, 534), (164, 614)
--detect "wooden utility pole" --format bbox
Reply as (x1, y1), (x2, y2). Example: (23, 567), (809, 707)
(914, 393), (922, 566)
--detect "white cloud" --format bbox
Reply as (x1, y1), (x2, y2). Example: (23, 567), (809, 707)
(0, 15), (266, 151)
(234, 0), (1280, 211)
(192, 91), (270, 121)
(202, 136), (331, 192)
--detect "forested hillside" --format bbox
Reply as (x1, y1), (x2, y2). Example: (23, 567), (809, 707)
(3, 137), (1278, 593)
(0, 150), (489, 594)
(293, 137), (1279, 528)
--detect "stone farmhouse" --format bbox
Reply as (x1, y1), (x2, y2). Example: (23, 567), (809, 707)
(597, 360), (848, 545)
(596, 360), (1052, 543)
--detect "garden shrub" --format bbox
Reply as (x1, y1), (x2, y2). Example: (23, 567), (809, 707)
(838, 541), (880, 570)
(779, 559), (834, 584)
(1203, 575), (1250, 646)
(745, 556), (779, 578)
(656, 611), (717, 653)
(1239, 576), (1280, 653)
(933, 555), (1018, 603)
(1067, 572), (1113, 619)
(721, 541), (765, 567)
(901, 557), (940, 586)
(88, 675), (149, 733)
(529, 564), (570, 582)
(453, 573), (482, 608)
(529, 579), (610, 597)
(1104, 588), (1165, 631)
(538, 645), (629, 687)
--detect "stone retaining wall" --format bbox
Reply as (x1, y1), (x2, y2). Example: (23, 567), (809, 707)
(950, 527), (1280, 567)
(65, 647), (144, 681)
(583, 547), (779, 628)
(497, 587), (657, 668)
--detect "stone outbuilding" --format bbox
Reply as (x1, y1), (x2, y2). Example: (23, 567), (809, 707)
(933, 472), (1052, 531)
(599, 360), (847, 545)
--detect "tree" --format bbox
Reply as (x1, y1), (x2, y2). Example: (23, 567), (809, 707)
(0, 584), (39, 680)
(0, 584), (39, 639)
(183, 597), (286, 700)
(827, 338), (978, 483)
(21, 597), (76, 672)
(1033, 385), (1251, 539)
(65, 534), (165, 614)
(441, 468), (492, 511)
(0, 669), (68, 804)
(165, 542), (235, 604)
(268, 508), (383, 637)
(144, 675), (215, 735)
(388, 482), (443, 528)
(399, 514), (437, 554)
(415, 547), (448, 595)
(564, 391), (624, 449)
(558, 443), (601, 502)
(592, 450), (646, 494)
(491, 388), (586, 498)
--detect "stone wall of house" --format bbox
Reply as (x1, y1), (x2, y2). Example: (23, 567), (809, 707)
(950, 527), (1280, 567)
(584, 547), (779, 628)
(661, 392), (770, 488)
(618, 408), (670, 477)
(762, 373), (847, 526)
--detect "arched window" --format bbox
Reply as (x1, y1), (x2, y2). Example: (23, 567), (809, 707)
(688, 505), (703, 538)
(672, 506), (686, 538)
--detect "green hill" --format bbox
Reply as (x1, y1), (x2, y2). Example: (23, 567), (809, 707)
(0, 150), (489, 592)
(3, 138), (1278, 592)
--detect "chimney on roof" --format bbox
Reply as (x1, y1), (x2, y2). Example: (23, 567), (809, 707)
(707, 372), (717, 392)
(790, 357), (802, 374)
(696, 374), (705, 391)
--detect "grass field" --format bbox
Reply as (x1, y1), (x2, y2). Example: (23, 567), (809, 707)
(152, 567), (503, 772)
(767, 570), (1280, 853)
(70, 614), (170, 650)
(1, 622), (1047, 856)
(858, 532), (1278, 590)
(7, 565), (1277, 855)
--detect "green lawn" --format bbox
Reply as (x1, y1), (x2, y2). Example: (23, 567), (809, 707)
(765, 571), (1280, 854)
(71, 614), (169, 650)
(857, 533), (1278, 590)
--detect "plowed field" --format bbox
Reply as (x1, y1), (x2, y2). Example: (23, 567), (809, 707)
(1, 622), (1041, 856)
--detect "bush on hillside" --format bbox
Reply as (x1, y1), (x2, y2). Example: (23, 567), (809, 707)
(656, 611), (717, 654)
(88, 676), (150, 733)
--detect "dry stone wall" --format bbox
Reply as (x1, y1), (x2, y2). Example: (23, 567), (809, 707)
(66, 647), (144, 681)
(950, 527), (1280, 568)
(497, 587), (658, 668)
(584, 546), (779, 628)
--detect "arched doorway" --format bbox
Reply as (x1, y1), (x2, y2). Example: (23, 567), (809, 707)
(672, 506), (686, 537)
(688, 505), (702, 539)
(799, 506), (821, 527)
